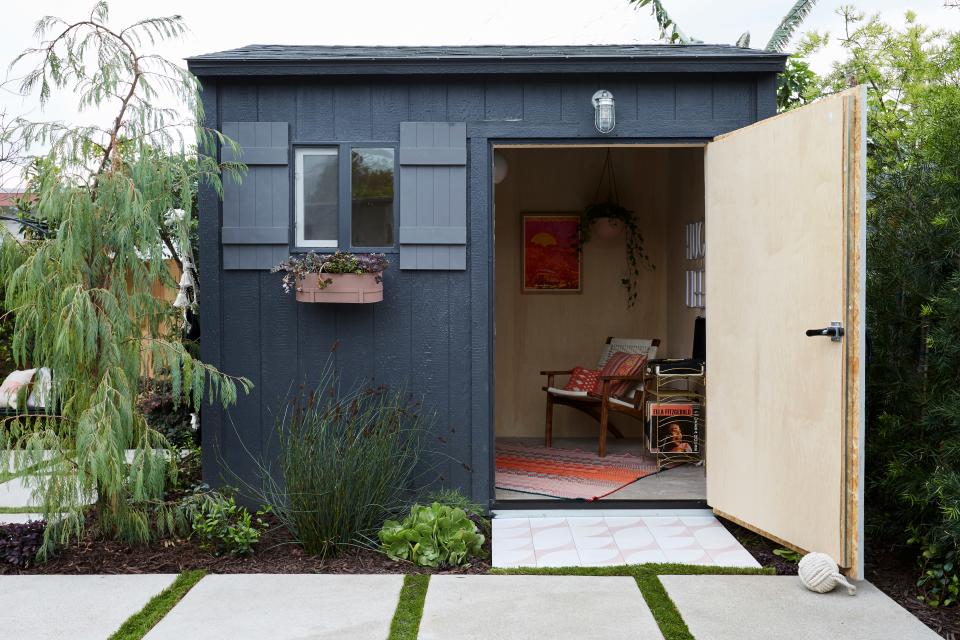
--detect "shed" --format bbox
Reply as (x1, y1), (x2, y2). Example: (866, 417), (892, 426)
(187, 44), (866, 577)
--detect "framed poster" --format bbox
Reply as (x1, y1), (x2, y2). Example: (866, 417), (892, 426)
(521, 214), (582, 293)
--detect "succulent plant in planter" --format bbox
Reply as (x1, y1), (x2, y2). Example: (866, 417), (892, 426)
(271, 251), (389, 304)
(580, 201), (654, 307)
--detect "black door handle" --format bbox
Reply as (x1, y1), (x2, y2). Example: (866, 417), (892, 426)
(806, 326), (844, 339)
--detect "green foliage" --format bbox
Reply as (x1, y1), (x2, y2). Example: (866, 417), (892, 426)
(628, 0), (696, 44)
(818, 8), (960, 604)
(772, 547), (803, 564)
(249, 365), (427, 558)
(777, 33), (827, 112)
(581, 201), (654, 307)
(108, 569), (206, 640)
(189, 494), (269, 557)
(765, 0), (819, 52)
(914, 541), (958, 608)
(271, 251), (388, 292)
(0, 2), (250, 556)
(493, 564), (773, 640)
(630, 0), (817, 52)
(379, 502), (485, 568)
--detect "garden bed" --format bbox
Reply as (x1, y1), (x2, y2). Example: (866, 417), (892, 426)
(1, 513), (491, 576)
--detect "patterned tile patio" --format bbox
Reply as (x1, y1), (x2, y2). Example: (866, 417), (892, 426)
(491, 509), (759, 568)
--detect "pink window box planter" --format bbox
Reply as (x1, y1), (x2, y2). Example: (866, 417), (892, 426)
(295, 273), (384, 304)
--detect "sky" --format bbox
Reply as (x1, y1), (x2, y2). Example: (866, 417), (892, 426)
(0, 0), (957, 188)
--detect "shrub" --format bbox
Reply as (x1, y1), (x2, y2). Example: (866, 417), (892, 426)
(254, 371), (427, 558)
(0, 520), (46, 568)
(915, 541), (959, 608)
(379, 502), (485, 568)
(182, 490), (268, 556)
(137, 378), (197, 449)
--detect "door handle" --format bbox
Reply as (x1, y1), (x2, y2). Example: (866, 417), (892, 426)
(806, 321), (844, 342)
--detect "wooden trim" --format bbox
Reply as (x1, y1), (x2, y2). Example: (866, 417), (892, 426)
(399, 226), (467, 244)
(187, 59), (787, 78)
(843, 87), (867, 580)
(713, 509), (812, 560)
(221, 227), (288, 244)
(221, 146), (288, 165)
(399, 147), (467, 165)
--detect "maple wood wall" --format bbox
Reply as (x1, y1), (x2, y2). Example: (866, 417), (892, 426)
(494, 146), (703, 439)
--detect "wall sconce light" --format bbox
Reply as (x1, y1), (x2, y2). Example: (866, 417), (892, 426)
(592, 89), (616, 134)
(493, 150), (509, 184)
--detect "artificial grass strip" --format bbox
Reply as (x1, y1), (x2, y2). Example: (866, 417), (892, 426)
(490, 564), (774, 640)
(388, 574), (430, 640)
(108, 569), (206, 640)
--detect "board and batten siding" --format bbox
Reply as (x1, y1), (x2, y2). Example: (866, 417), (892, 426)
(199, 73), (775, 503)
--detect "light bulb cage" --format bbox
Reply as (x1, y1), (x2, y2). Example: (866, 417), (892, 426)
(592, 89), (616, 134)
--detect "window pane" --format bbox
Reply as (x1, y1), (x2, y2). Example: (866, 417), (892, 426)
(351, 148), (394, 247)
(299, 149), (338, 244)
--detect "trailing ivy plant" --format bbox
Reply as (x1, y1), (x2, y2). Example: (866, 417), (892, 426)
(580, 201), (654, 307)
(0, 2), (250, 556)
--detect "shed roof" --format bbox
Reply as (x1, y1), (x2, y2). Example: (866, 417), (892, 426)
(186, 44), (787, 76)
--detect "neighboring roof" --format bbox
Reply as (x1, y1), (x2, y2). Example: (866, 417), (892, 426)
(0, 192), (23, 208)
(186, 44), (787, 76)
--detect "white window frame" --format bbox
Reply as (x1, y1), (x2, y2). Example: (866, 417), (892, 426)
(295, 147), (339, 248)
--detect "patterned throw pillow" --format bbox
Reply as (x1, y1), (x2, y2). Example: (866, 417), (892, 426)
(598, 352), (648, 398)
(562, 367), (601, 393)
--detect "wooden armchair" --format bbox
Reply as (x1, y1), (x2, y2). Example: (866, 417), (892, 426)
(542, 337), (660, 457)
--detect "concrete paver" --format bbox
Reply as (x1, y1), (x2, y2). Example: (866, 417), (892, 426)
(145, 574), (403, 640)
(0, 574), (176, 640)
(0, 512), (44, 524)
(419, 574), (664, 639)
(660, 575), (941, 640)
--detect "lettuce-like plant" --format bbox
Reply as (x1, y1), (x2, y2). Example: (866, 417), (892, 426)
(379, 502), (485, 568)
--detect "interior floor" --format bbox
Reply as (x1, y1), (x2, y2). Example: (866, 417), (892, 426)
(494, 437), (706, 502)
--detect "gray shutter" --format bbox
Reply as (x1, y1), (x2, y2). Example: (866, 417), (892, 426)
(221, 122), (290, 270)
(398, 122), (467, 270)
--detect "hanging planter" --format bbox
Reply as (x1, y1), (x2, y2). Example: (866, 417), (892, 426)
(272, 251), (388, 304)
(580, 150), (655, 307)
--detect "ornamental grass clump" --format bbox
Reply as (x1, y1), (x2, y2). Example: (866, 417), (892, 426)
(256, 367), (427, 558)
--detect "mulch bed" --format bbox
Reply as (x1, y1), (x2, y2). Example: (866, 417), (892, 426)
(1, 513), (491, 576)
(720, 517), (959, 640)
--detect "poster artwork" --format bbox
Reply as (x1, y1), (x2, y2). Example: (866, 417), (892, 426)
(522, 214), (582, 292)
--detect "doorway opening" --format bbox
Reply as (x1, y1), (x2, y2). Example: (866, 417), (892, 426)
(492, 144), (707, 505)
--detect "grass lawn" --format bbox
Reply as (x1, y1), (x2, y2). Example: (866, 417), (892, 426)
(388, 574), (431, 640)
(491, 563), (775, 640)
(108, 569), (206, 640)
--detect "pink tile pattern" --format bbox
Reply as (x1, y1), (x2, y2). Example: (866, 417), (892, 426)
(492, 514), (760, 569)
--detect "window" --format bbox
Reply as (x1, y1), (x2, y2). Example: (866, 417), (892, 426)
(295, 147), (338, 248)
(351, 148), (395, 247)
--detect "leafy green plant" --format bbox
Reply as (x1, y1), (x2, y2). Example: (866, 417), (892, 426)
(914, 541), (958, 608)
(189, 493), (269, 557)
(248, 364), (427, 558)
(271, 251), (388, 293)
(379, 502), (485, 568)
(137, 377), (196, 449)
(772, 547), (803, 564)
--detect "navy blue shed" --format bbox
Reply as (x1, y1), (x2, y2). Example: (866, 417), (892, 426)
(187, 45), (867, 578)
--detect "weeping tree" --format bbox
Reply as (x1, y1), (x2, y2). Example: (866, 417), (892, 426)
(0, 1), (248, 554)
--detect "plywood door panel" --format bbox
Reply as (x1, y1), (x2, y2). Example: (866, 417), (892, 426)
(704, 88), (864, 576)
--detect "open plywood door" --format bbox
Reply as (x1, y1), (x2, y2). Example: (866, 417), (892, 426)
(705, 87), (866, 578)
